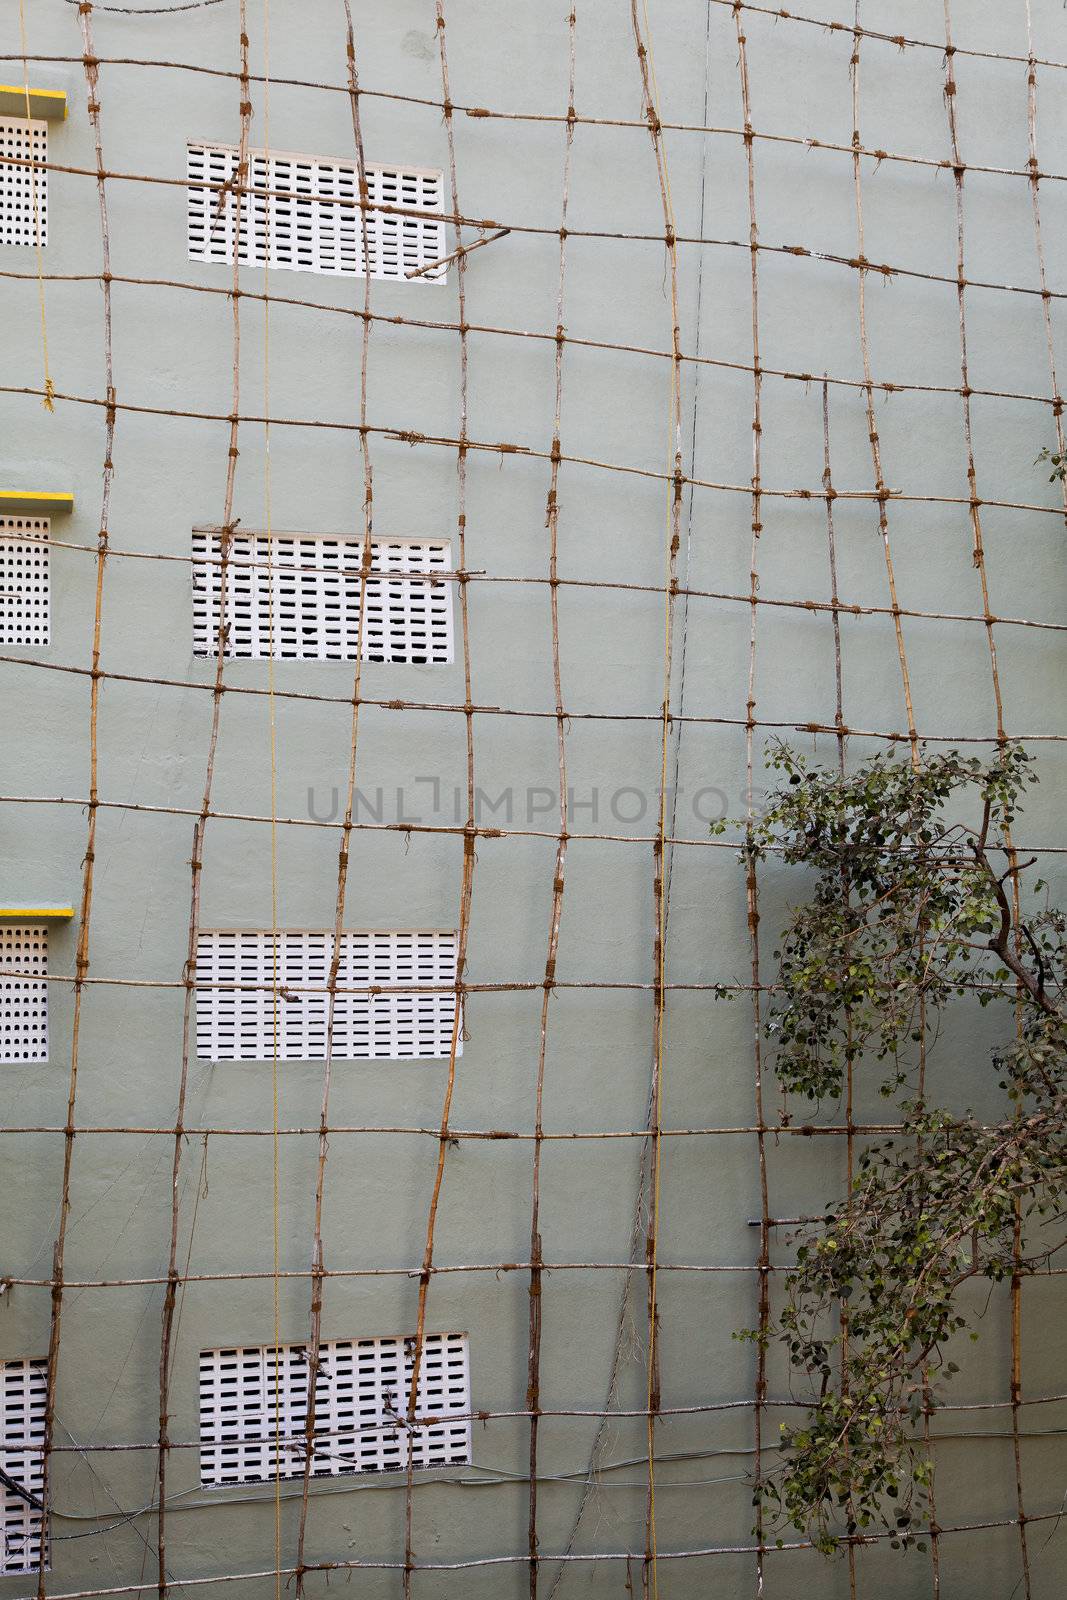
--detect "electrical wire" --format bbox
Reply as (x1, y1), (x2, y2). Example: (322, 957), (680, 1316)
(40, 1428), (1067, 1533)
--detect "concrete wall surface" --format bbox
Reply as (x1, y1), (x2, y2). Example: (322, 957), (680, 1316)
(0, 0), (1065, 1596)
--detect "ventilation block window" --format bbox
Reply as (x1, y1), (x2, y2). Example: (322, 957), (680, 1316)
(195, 930), (461, 1063)
(0, 925), (48, 1064)
(191, 529), (454, 664)
(0, 517), (50, 645)
(199, 1332), (471, 1487)
(0, 1358), (47, 1575)
(0, 118), (46, 249)
(187, 144), (446, 283)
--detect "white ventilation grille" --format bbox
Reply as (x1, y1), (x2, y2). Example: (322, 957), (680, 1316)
(195, 930), (461, 1063)
(198, 1332), (471, 1487)
(0, 518), (50, 646)
(187, 144), (446, 283)
(0, 1358), (47, 1575)
(0, 118), (47, 249)
(191, 530), (454, 664)
(0, 926), (48, 1064)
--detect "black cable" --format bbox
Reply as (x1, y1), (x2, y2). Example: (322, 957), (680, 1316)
(0, 1462), (44, 1514)
(62, 0), (228, 15)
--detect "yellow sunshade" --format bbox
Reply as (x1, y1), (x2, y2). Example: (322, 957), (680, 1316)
(0, 85), (67, 120)
(0, 491), (74, 517)
(0, 906), (75, 920)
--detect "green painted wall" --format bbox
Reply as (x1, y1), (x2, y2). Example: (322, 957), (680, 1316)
(0, 1), (1065, 1596)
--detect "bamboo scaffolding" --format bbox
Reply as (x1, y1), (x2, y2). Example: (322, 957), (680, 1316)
(526, 12), (577, 1596)
(152, 10), (251, 1592)
(35, 8), (115, 1598)
(292, 9), (379, 1593)
(7, 145), (1067, 306)
(0, 3), (1060, 1597)
(626, 5), (684, 1593)
(8, 376), (1067, 524)
(938, 10), (1030, 1596)
(821, 380), (859, 1599)
(6, 266), (1067, 414)
(2, 1507), (1066, 1600)
(2, 528), (1064, 637)
(8, 794), (1067, 855)
(731, 6), (774, 1592)
(5, 1394), (1067, 1468)
(9, 42), (1067, 171)
(1019, 12), (1067, 1590)
(400, 13), (478, 1597)
(7, 1391), (1067, 1459)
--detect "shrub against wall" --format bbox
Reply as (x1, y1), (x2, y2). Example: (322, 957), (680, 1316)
(736, 746), (1067, 1554)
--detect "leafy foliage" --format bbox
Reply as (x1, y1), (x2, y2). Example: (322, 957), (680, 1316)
(736, 744), (1067, 1555)
(1036, 445), (1067, 484)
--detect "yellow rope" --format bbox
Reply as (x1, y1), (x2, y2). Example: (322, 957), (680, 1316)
(18, 0), (54, 411)
(260, 3), (283, 1594)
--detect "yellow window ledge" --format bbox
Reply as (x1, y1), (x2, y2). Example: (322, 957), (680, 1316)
(0, 491), (74, 517)
(0, 906), (74, 920)
(0, 85), (67, 120)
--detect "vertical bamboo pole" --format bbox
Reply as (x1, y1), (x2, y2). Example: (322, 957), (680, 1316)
(37, 7), (115, 1594)
(154, 15), (252, 1594)
(628, 4), (684, 1593)
(293, 2), (380, 1587)
(402, 6), (479, 1594)
(526, 9), (578, 1597)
